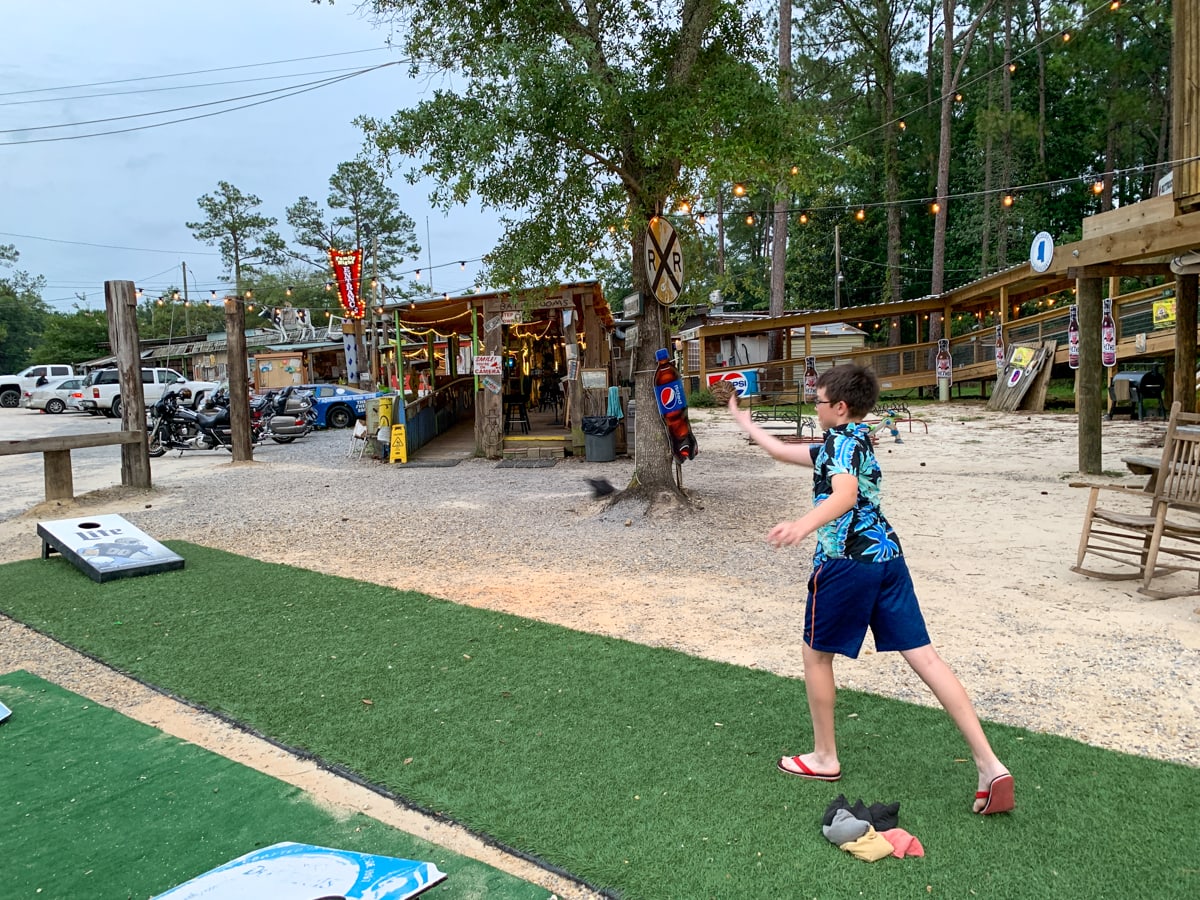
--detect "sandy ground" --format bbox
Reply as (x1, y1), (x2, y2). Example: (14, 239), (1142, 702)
(1, 401), (1197, 896)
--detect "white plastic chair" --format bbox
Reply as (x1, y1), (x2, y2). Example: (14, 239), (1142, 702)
(347, 420), (368, 459)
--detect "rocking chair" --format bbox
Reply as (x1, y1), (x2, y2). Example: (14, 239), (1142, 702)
(1071, 401), (1200, 599)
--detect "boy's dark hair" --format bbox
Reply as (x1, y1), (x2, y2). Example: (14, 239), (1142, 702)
(816, 364), (879, 418)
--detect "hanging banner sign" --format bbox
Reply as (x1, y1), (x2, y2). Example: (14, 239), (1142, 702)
(994, 324), (1005, 372)
(328, 248), (365, 319)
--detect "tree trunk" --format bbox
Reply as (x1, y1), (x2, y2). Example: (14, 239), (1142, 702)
(998, 0), (1013, 267)
(768, 0), (792, 371)
(628, 222), (686, 501)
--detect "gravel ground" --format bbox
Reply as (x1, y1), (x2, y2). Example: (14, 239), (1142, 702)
(1, 403), (1197, 892)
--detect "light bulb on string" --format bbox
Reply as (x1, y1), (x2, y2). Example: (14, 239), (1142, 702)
(1008, 63), (1016, 74)
(799, 213), (808, 225)
(1092, 180), (1104, 194)
(1002, 194), (1014, 207)
(136, 288), (143, 298)
(1062, 31), (1071, 42)
(930, 202), (940, 215)
(855, 209), (866, 221)
(733, 183), (746, 197)
(745, 214), (756, 225)
(898, 120), (906, 131)
(414, 269), (421, 280)
(325, 281), (333, 291)
(459, 261), (466, 270)
(286, 286), (293, 297)
(790, 165), (799, 176)
(172, 290), (180, 301)
(954, 93), (963, 102)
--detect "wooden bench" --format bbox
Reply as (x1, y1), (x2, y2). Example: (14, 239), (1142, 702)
(0, 431), (146, 501)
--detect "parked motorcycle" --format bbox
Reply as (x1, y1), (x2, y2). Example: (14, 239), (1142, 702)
(206, 386), (315, 444)
(147, 388), (236, 457)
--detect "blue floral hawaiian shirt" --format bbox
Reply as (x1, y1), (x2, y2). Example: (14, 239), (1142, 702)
(811, 422), (903, 565)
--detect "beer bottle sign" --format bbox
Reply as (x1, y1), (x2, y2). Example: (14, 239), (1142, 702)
(1067, 304), (1080, 370)
(803, 356), (818, 400)
(994, 324), (1005, 373)
(935, 338), (952, 385)
(1101, 297), (1117, 367)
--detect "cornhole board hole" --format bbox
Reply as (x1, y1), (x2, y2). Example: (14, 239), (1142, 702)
(37, 513), (184, 583)
(154, 842), (447, 899)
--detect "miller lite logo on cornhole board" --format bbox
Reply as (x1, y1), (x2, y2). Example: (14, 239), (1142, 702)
(153, 842), (447, 899)
(37, 513), (184, 583)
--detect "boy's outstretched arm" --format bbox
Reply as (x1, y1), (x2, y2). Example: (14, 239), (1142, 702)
(726, 395), (816, 467)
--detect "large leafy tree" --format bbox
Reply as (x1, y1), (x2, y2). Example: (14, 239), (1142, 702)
(34, 308), (110, 364)
(186, 181), (286, 293)
(349, 0), (802, 500)
(0, 244), (50, 372)
(287, 160), (421, 283)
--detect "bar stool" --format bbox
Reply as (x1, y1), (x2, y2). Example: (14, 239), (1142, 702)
(504, 397), (530, 434)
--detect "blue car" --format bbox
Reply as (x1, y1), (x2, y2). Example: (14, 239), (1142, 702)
(297, 384), (394, 429)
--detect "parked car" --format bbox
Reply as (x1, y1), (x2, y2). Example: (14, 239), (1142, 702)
(296, 384), (392, 429)
(0, 363), (78, 408)
(21, 377), (86, 414)
(79, 367), (219, 418)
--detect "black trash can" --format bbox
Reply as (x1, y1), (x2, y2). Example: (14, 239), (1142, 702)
(582, 415), (619, 462)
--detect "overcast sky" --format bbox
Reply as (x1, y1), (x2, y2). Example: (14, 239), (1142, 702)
(2, 0), (503, 313)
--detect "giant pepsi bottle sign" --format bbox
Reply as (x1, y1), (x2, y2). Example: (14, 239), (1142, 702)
(656, 378), (687, 415)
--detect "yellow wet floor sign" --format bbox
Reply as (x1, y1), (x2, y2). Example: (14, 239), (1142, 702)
(389, 424), (408, 464)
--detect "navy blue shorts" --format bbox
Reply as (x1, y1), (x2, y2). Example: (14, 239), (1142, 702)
(804, 556), (931, 659)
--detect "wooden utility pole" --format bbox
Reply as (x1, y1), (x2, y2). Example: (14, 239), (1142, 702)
(224, 296), (253, 461)
(1077, 277), (1103, 474)
(103, 280), (151, 490)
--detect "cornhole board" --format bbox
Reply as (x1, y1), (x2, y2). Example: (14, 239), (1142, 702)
(37, 513), (184, 583)
(153, 842), (447, 899)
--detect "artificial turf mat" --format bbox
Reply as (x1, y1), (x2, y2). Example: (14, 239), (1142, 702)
(0, 670), (549, 899)
(2, 542), (1198, 899)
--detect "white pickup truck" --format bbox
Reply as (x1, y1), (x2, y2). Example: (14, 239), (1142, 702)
(79, 367), (219, 418)
(0, 364), (78, 408)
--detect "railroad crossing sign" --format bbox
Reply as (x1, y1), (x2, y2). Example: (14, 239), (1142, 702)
(645, 217), (684, 306)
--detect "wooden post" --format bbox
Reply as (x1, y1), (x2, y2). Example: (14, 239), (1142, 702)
(565, 294), (584, 456)
(478, 299), (503, 458)
(1077, 277), (1103, 474)
(1176, 274), (1198, 412)
(224, 297), (253, 462)
(103, 280), (151, 490)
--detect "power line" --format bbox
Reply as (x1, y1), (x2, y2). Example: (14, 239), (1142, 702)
(0, 64), (397, 137)
(0, 65), (390, 146)
(0, 230), (219, 256)
(0, 47), (392, 99)
(0, 65), (381, 108)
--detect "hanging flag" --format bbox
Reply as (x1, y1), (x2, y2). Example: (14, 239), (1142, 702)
(328, 248), (365, 319)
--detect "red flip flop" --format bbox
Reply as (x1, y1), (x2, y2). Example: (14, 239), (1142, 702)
(975, 773), (1015, 815)
(777, 755), (841, 781)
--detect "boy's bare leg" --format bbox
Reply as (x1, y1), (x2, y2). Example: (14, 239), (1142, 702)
(899, 644), (1010, 810)
(781, 643), (841, 775)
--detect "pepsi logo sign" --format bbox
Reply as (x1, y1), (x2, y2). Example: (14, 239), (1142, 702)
(658, 384), (684, 412)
